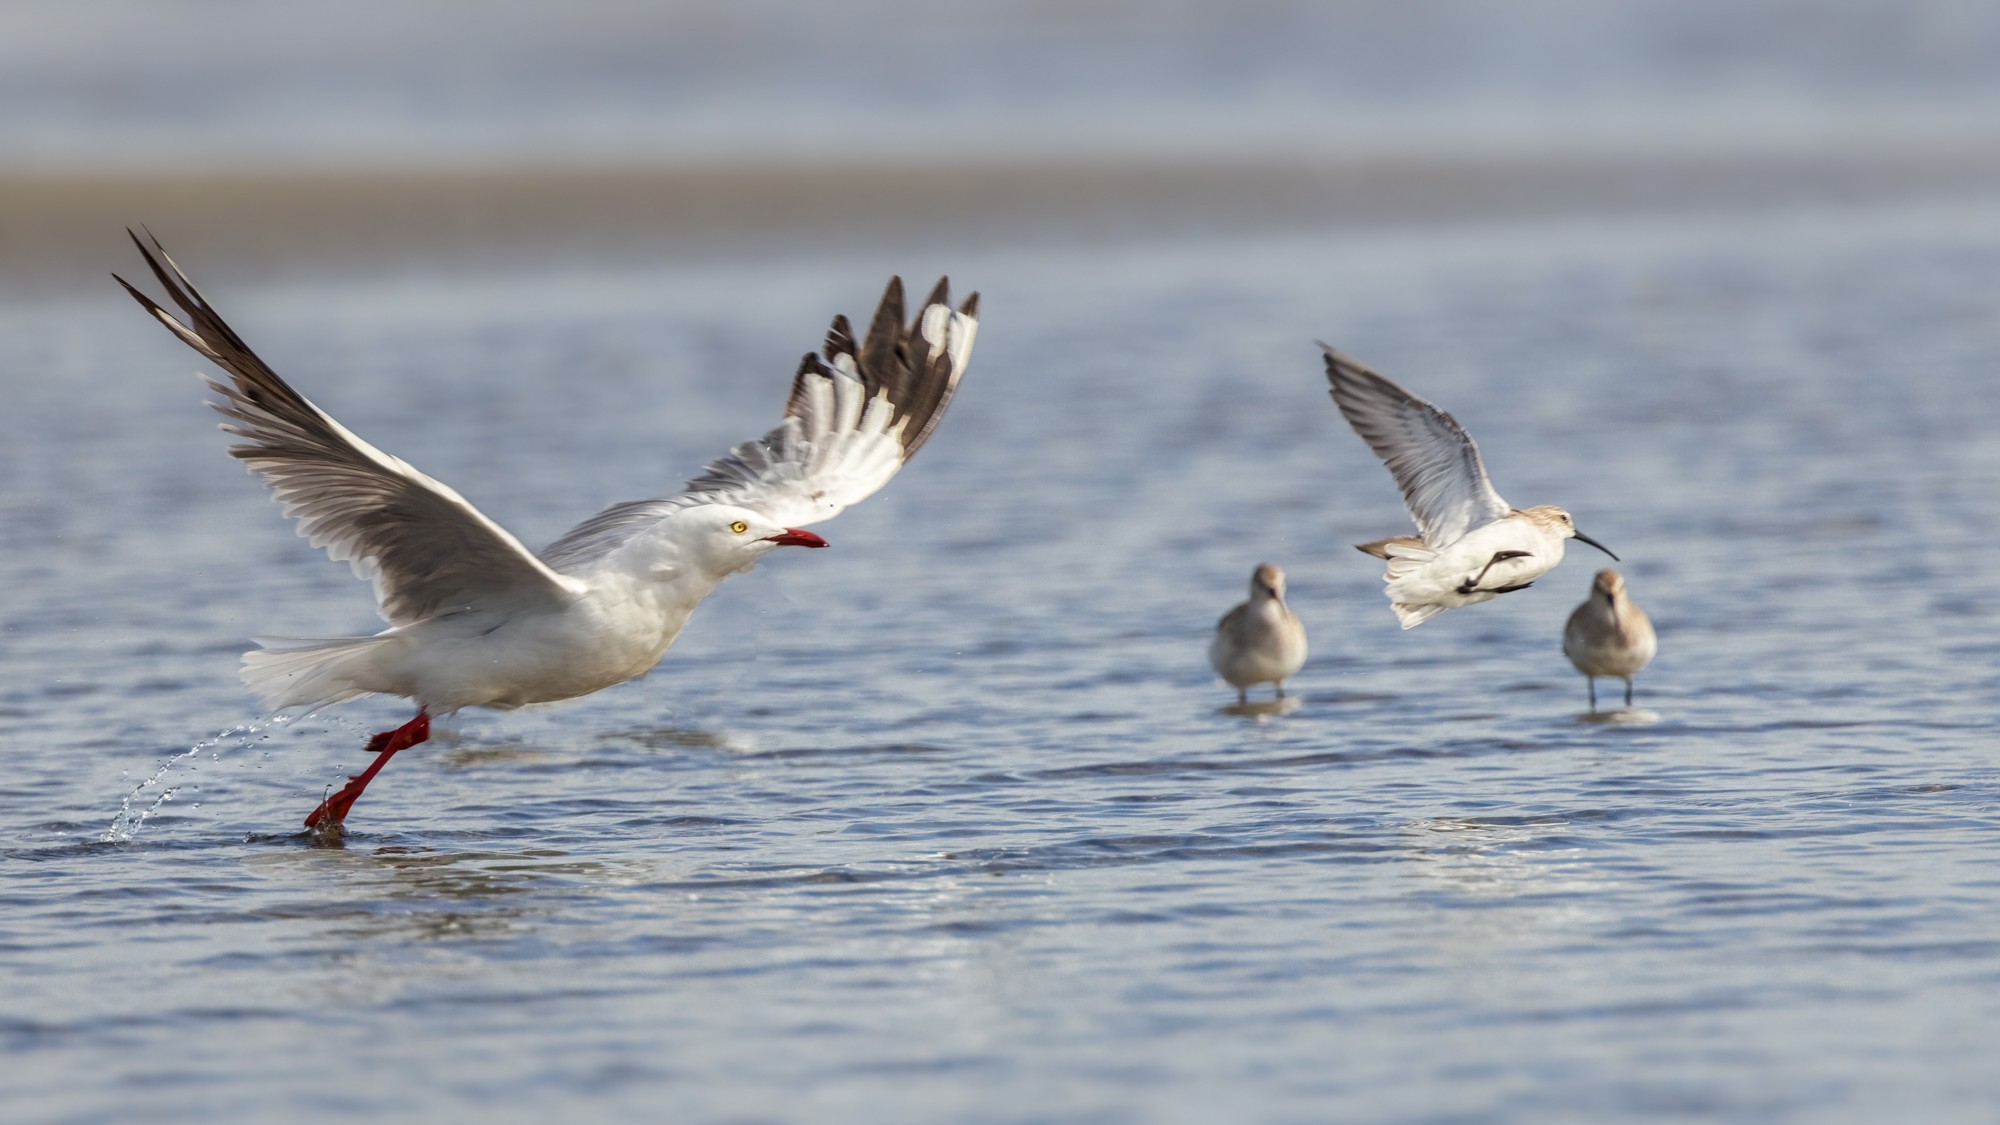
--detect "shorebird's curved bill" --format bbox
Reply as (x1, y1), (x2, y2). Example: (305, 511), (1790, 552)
(1574, 529), (1618, 560)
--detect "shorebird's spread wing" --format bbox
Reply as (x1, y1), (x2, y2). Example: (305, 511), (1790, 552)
(118, 231), (583, 627)
(539, 277), (978, 569)
(1321, 344), (1511, 546)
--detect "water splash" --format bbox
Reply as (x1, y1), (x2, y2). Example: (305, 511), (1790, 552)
(101, 717), (292, 843)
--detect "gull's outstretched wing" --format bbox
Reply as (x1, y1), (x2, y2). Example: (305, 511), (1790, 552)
(1322, 344), (1511, 546)
(539, 276), (978, 570)
(117, 231), (583, 626)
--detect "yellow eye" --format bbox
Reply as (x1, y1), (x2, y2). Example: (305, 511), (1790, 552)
(730, 520), (749, 535)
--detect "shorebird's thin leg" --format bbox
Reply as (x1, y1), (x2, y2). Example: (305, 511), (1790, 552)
(1586, 678), (1598, 711)
(305, 710), (431, 830)
(1276, 682), (1287, 700)
(1237, 687), (1248, 705)
(1623, 679), (1634, 708)
(1460, 551), (1532, 594)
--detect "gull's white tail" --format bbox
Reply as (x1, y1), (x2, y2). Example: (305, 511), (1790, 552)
(241, 635), (391, 710)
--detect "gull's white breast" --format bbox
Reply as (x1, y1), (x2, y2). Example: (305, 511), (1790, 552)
(372, 569), (712, 712)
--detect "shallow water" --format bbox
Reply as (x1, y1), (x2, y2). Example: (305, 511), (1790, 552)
(7, 200), (2000, 1122)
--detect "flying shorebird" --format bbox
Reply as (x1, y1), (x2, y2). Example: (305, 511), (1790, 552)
(1209, 563), (1308, 704)
(117, 232), (978, 832)
(1562, 569), (1656, 711)
(1321, 344), (1616, 629)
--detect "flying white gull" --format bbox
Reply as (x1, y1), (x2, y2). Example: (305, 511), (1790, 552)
(1322, 345), (1614, 629)
(118, 232), (978, 831)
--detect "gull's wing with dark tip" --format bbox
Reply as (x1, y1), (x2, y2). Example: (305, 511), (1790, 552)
(538, 276), (979, 570)
(117, 231), (583, 626)
(1321, 344), (1511, 546)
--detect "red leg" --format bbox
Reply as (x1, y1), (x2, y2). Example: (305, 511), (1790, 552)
(304, 710), (431, 829)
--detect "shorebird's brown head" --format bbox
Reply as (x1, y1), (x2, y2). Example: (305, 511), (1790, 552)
(1251, 563), (1288, 601)
(1593, 569), (1626, 603)
(1523, 505), (1619, 560)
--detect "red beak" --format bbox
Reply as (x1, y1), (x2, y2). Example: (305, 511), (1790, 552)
(763, 528), (828, 548)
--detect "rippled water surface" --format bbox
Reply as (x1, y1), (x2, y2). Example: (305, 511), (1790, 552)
(7, 204), (2000, 1121)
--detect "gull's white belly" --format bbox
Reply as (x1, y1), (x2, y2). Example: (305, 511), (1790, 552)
(381, 592), (697, 712)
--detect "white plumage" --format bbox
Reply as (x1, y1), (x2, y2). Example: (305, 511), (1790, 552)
(118, 231), (978, 830)
(1322, 344), (1615, 629)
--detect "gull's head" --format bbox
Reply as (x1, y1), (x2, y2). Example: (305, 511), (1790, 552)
(1525, 505), (1619, 561)
(1250, 563), (1288, 601)
(677, 504), (827, 576)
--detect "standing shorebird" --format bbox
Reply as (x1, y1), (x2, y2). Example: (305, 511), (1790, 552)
(1563, 569), (1656, 711)
(1209, 563), (1308, 705)
(118, 231), (978, 833)
(1321, 345), (1617, 629)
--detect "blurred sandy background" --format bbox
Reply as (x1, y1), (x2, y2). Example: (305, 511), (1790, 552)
(7, 0), (2000, 288)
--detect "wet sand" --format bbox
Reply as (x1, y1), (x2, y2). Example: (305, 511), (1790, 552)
(8, 146), (2000, 289)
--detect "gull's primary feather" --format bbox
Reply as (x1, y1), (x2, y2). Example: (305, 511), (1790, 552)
(537, 276), (978, 569)
(115, 230), (583, 628)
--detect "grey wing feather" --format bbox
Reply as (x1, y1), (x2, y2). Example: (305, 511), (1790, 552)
(116, 230), (581, 626)
(539, 276), (978, 569)
(1321, 344), (1510, 545)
